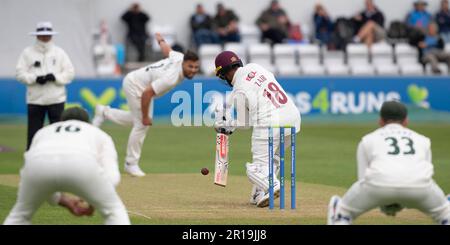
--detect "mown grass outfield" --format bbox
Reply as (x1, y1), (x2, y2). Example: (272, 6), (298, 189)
(0, 122), (449, 224)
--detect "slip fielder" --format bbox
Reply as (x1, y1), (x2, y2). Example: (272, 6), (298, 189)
(327, 101), (450, 225)
(3, 107), (130, 225)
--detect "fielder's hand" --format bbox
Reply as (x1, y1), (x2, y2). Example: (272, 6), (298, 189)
(59, 194), (95, 217)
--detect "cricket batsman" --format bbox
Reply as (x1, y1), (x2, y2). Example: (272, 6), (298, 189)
(92, 33), (200, 177)
(213, 51), (301, 208)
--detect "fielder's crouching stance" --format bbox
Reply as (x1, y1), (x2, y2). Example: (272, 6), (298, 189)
(213, 51), (301, 208)
(327, 101), (450, 225)
(3, 107), (130, 225)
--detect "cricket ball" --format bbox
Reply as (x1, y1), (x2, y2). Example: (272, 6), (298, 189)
(201, 167), (209, 175)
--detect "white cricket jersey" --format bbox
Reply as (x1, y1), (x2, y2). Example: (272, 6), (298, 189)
(25, 120), (120, 186)
(125, 51), (184, 97)
(229, 63), (301, 137)
(357, 123), (433, 188)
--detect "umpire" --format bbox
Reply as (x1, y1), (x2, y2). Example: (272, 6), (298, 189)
(16, 21), (75, 150)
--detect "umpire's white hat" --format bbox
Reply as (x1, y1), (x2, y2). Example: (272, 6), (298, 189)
(29, 21), (58, 36)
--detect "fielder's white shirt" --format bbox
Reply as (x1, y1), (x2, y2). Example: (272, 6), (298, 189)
(357, 123), (433, 188)
(26, 120), (120, 187)
(126, 51), (184, 97)
(16, 41), (75, 105)
(228, 63), (301, 137)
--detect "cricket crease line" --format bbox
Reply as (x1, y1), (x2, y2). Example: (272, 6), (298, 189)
(127, 210), (152, 220)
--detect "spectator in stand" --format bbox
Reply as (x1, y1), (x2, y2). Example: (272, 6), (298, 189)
(313, 3), (334, 48)
(418, 22), (450, 74)
(190, 3), (220, 48)
(436, 0), (450, 43)
(213, 3), (241, 44)
(352, 0), (385, 47)
(406, 0), (432, 33)
(256, 0), (290, 44)
(121, 3), (150, 62)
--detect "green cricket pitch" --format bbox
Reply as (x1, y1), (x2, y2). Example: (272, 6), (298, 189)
(0, 123), (449, 224)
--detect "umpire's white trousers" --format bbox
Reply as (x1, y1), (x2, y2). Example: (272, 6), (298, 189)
(336, 180), (450, 224)
(101, 76), (154, 166)
(246, 128), (294, 193)
(3, 153), (130, 225)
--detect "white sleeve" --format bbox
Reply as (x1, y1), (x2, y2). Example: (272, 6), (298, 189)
(220, 91), (251, 130)
(231, 91), (251, 129)
(16, 50), (37, 85)
(425, 138), (432, 163)
(150, 70), (179, 96)
(356, 140), (370, 181)
(54, 49), (75, 85)
(169, 51), (184, 62)
(47, 192), (62, 206)
(98, 132), (120, 187)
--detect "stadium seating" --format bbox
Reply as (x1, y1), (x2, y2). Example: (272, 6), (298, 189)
(194, 39), (449, 76)
(425, 63), (449, 75)
(371, 42), (399, 75)
(150, 24), (177, 52)
(323, 50), (349, 75)
(248, 43), (276, 73)
(297, 44), (324, 75)
(273, 44), (300, 75)
(395, 43), (424, 75)
(346, 44), (374, 75)
(445, 43), (450, 53)
(239, 24), (261, 46)
(199, 44), (222, 76)
(224, 42), (248, 64)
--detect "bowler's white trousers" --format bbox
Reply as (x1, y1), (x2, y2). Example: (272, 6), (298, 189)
(3, 153), (130, 225)
(101, 75), (154, 166)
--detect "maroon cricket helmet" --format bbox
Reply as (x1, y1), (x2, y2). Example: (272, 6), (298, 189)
(214, 51), (243, 80)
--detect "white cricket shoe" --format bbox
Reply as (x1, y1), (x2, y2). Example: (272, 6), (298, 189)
(327, 195), (341, 225)
(124, 163), (146, 177)
(256, 183), (280, 208)
(250, 187), (266, 205)
(92, 104), (106, 127)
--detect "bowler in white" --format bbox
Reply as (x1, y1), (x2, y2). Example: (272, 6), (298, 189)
(92, 33), (200, 177)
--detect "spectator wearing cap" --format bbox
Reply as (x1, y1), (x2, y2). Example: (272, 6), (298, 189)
(190, 3), (220, 48)
(16, 21), (75, 150)
(436, 0), (450, 43)
(352, 0), (386, 47)
(121, 3), (150, 62)
(256, 0), (291, 44)
(213, 3), (241, 44)
(406, 0), (432, 32)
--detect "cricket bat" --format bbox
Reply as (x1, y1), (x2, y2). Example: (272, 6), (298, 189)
(214, 133), (229, 187)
